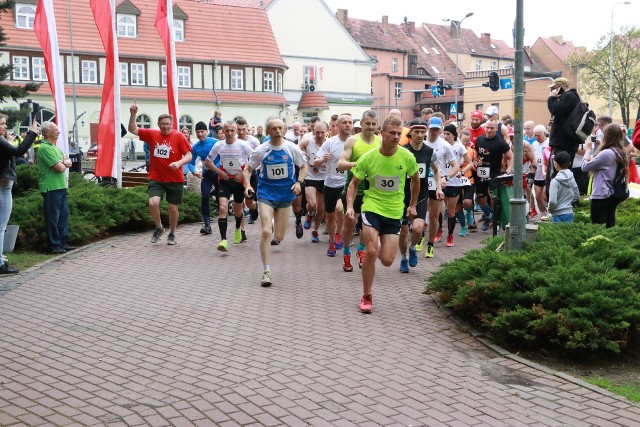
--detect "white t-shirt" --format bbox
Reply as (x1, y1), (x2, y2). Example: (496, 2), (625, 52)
(425, 136), (456, 174)
(207, 139), (253, 176)
(303, 139), (328, 181)
(532, 138), (549, 181)
(446, 140), (468, 187)
(316, 135), (348, 188)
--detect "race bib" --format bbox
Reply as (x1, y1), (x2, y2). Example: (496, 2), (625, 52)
(477, 166), (490, 179)
(266, 163), (287, 179)
(417, 163), (427, 179)
(536, 157), (543, 165)
(335, 167), (345, 175)
(154, 144), (170, 159)
(427, 176), (436, 191)
(445, 162), (453, 171)
(221, 155), (241, 174)
(460, 177), (471, 186)
(375, 175), (399, 192)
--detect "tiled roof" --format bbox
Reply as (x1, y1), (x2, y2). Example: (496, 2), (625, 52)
(203, 0), (274, 7)
(538, 36), (578, 61)
(425, 23), (498, 57)
(345, 18), (460, 80)
(297, 92), (329, 110)
(3, 0), (285, 67)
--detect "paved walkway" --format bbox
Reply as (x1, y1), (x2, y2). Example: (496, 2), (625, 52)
(1, 218), (639, 426)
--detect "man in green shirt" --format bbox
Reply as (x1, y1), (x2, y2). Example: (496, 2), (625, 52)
(346, 116), (419, 313)
(37, 121), (73, 254)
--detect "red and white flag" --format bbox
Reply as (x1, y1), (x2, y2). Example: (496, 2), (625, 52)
(34, 0), (69, 155)
(90, 0), (121, 180)
(155, 0), (179, 129)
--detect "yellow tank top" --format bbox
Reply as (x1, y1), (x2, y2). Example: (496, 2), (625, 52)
(346, 133), (381, 194)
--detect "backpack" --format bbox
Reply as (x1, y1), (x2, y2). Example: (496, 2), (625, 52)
(612, 158), (629, 203)
(563, 94), (596, 146)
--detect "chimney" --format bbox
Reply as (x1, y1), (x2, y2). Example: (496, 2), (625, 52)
(481, 33), (491, 45)
(408, 21), (415, 35)
(551, 35), (564, 45)
(382, 15), (389, 35)
(336, 9), (348, 27)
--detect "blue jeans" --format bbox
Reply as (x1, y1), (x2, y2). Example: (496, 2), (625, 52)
(552, 213), (574, 223)
(42, 189), (69, 250)
(0, 180), (14, 265)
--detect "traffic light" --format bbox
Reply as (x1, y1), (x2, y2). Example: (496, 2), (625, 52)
(488, 71), (500, 92)
(437, 78), (445, 96)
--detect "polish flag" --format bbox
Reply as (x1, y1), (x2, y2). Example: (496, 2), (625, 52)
(155, 0), (179, 129)
(90, 0), (121, 181)
(319, 66), (324, 80)
(33, 0), (69, 155)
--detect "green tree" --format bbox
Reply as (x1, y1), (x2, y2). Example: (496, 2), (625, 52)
(566, 26), (640, 127)
(0, 0), (41, 127)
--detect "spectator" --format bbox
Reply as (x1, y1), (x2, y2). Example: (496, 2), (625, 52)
(547, 77), (581, 169)
(548, 151), (579, 223)
(254, 125), (266, 143)
(127, 138), (136, 161)
(209, 109), (222, 137)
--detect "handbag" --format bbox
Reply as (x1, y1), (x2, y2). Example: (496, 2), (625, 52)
(612, 161), (629, 202)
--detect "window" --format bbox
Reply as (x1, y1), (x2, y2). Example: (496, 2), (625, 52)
(391, 58), (398, 72)
(82, 60), (97, 83)
(417, 68), (425, 76)
(131, 63), (145, 86)
(408, 54), (417, 75)
(177, 66), (190, 88)
(395, 82), (402, 99)
(490, 61), (497, 70)
(117, 14), (137, 38)
(136, 114), (151, 129)
(421, 46), (430, 55)
(475, 60), (482, 71)
(231, 69), (243, 90)
(161, 65), (167, 87)
(174, 19), (184, 42)
(32, 57), (46, 81)
(16, 4), (35, 29)
(120, 62), (129, 85)
(277, 73), (283, 93)
(263, 71), (274, 91)
(303, 66), (316, 86)
(475, 104), (483, 111)
(432, 47), (440, 55)
(371, 55), (377, 71)
(12, 56), (29, 80)
(179, 115), (193, 133)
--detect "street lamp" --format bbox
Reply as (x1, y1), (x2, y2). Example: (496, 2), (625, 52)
(609, 1), (630, 117)
(443, 12), (473, 120)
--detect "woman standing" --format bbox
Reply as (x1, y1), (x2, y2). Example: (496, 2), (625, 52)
(581, 123), (628, 228)
(0, 115), (38, 274)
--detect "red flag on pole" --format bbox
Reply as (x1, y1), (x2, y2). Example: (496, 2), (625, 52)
(155, 0), (179, 129)
(90, 0), (121, 180)
(33, 0), (69, 155)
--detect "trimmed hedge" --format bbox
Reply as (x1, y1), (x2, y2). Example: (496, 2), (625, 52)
(573, 197), (640, 227)
(10, 165), (201, 250)
(426, 222), (640, 354)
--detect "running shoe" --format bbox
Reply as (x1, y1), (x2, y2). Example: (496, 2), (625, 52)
(167, 233), (176, 245)
(481, 216), (492, 232)
(250, 209), (259, 221)
(400, 258), (409, 273)
(465, 210), (475, 228)
(234, 228), (242, 244)
(540, 212), (552, 221)
(434, 229), (444, 243)
(261, 270), (272, 287)
(408, 248), (418, 267)
(241, 230), (247, 242)
(311, 230), (319, 243)
(425, 244), (434, 258)
(459, 226), (468, 237)
(415, 236), (425, 252)
(271, 239), (280, 246)
(469, 222), (478, 231)
(335, 234), (344, 250)
(296, 221), (304, 239)
(150, 227), (165, 243)
(217, 239), (228, 252)
(446, 234), (454, 247)
(343, 255), (353, 272)
(357, 249), (366, 268)
(359, 295), (372, 313)
(327, 241), (336, 257)
(303, 214), (313, 230)
(200, 225), (212, 235)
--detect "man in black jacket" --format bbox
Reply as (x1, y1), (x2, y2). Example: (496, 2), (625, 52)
(546, 77), (580, 186)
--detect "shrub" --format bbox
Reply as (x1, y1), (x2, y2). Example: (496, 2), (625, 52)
(10, 168), (202, 250)
(426, 223), (640, 354)
(574, 197), (640, 227)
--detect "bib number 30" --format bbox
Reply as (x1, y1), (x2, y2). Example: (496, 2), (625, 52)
(375, 175), (399, 192)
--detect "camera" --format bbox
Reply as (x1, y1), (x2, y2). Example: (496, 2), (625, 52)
(590, 135), (596, 143)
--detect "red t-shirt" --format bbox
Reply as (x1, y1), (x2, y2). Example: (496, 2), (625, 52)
(468, 126), (486, 149)
(138, 128), (191, 183)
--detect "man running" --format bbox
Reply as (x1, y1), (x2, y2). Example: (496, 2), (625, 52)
(242, 117), (307, 287)
(128, 104), (192, 245)
(188, 121), (219, 235)
(346, 116), (419, 313)
(298, 121), (328, 243)
(442, 123), (472, 247)
(205, 121), (253, 251)
(338, 110), (381, 272)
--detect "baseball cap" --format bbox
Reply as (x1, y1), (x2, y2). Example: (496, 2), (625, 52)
(548, 77), (570, 88)
(485, 106), (499, 117)
(471, 110), (483, 120)
(427, 117), (443, 129)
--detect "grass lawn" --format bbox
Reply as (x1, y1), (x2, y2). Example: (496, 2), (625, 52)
(585, 377), (640, 403)
(6, 251), (55, 271)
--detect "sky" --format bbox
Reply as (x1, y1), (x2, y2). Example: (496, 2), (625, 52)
(322, 0), (640, 50)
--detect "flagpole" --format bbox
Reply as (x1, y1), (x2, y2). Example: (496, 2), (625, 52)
(67, 0), (78, 153)
(112, 0), (122, 187)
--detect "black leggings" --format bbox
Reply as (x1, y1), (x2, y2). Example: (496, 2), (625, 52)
(590, 197), (620, 228)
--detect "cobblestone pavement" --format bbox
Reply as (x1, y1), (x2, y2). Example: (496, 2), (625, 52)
(1, 217), (639, 426)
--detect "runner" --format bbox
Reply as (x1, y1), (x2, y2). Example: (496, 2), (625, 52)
(204, 121), (253, 251)
(337, 110), (381, 272)
(188, 121), (219, 235)
(298, 121), (328, 243)
(313, 114), (351, 257)
(399, 118), (442, 273)
(242, 117), (307, 287)
(459, 129), (477, 232)
(346, 116), (419, 313)
(442, 124), (472, 247)
(235, 116), (260, 227)
(532, 124), (551, 220)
